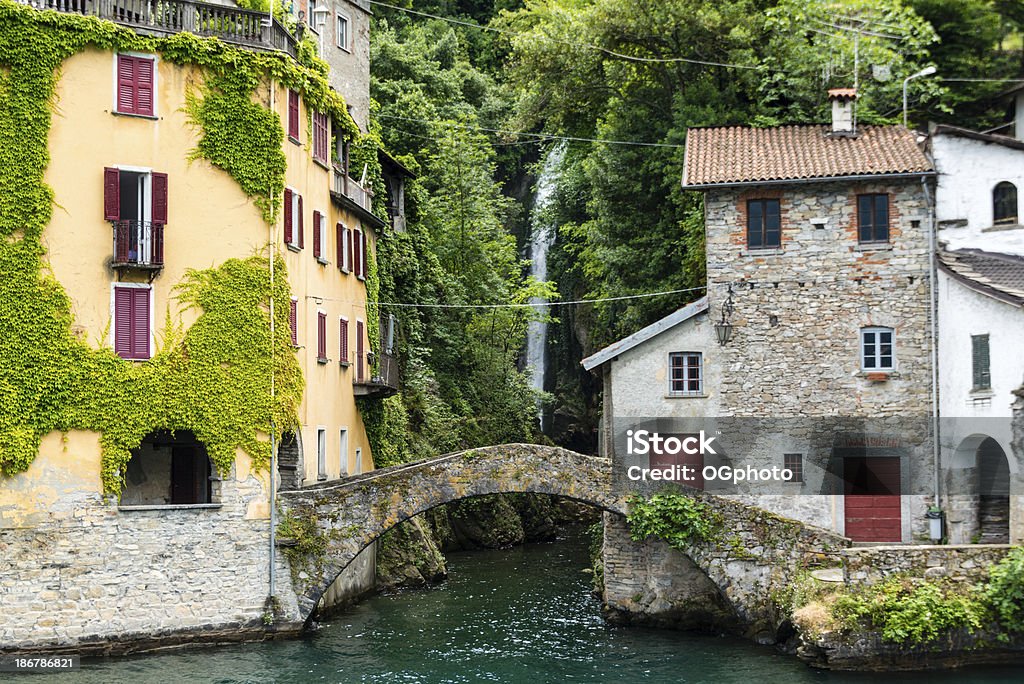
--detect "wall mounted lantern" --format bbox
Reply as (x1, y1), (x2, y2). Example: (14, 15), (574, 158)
(715, 284), (735, 345)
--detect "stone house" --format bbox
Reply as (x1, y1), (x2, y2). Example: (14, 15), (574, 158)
(584, 90), (937, 543)
(929, 124), (1024, 544)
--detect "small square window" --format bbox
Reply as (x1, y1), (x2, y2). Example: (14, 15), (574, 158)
(784, 453), (803, 483)
(669, 352), (703, 395)
(861, 327), (894, 371)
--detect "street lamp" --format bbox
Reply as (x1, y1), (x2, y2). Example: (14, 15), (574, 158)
(312, 6), (330, 55)
(903, 66), (937, 128)
(715, 284), (735, 345)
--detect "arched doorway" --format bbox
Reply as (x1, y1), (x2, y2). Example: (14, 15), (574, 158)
(122, 430), (215, 505)
(978, 437), (1010, 543)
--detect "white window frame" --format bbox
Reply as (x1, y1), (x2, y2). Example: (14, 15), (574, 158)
(860, 326), (895, 371)
(316, 427), (327, 480)
(668, 351), (703, 396)
(109, 282), (154, 360)
(336, 12), (351, 51)
(339, 427), (349, 475)
(339, 222), (351, 273)
(112, 52), (159, 118)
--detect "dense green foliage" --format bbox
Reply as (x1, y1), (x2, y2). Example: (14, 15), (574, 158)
(986, 545), (1024, 635)
(625, 493), (722, 549)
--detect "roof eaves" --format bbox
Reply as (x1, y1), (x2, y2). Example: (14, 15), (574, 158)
(581, 296), (709, 371)
(682, 170), (936, 191)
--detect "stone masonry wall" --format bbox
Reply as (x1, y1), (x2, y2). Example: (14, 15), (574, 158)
(705, 179), (933, 418)
(841, 544), (1013, 585)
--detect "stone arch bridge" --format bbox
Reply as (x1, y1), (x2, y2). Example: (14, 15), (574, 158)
(277, 444), (849, 637)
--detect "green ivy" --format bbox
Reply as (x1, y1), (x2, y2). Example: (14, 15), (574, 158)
(986, 545), (1024, 635)
(0, 2), (377, 491)
(625, 493), (722, 550)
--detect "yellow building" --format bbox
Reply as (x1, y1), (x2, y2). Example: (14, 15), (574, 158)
(0, 0), (396, 652)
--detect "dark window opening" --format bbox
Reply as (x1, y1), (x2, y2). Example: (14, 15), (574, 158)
(747, 199), (781, 249)
(857, 194), (889, 243)
(994, 181), (1017, 225)
(122, 431), (214, 506)
(277, 431), (302, 491)
(972, 334), (991, 390)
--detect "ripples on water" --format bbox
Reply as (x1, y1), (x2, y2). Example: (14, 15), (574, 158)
(50, 533), (1022, 683)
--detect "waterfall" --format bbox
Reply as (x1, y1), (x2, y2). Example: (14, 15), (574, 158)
(526, 144), (565, 432)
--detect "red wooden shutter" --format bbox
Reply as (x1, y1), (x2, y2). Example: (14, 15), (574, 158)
(345, 227), (353, 274)
(116, 55), (136, 114)
(336, 223), (344, 268)
(104, 167), (120, 220)
(317, 312), (327, 360)
(132, 288), (151, 359)
(114, 287), (132, 358)
(115, 221), (130, 262)
(339, 318), (349, 363)
(352, 229), (361, 278)
(136, 58), (154, 116)
(152, 223), (164, 265)
(289, 299), (298, 346)
(360, 230), (368, 280)
(297, 194), (304, 249)
(283, 189), (293, 245)
(288, 90), (299, 139)
(356, 320), (365, 381)
(151, 172), (168, 224)
(313, 211), (322, 259)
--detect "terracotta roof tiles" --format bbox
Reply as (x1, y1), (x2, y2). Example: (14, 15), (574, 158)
(683, 125), (934, 188)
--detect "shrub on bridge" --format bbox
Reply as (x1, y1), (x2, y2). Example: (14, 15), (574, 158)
(625, 493), (721, 550)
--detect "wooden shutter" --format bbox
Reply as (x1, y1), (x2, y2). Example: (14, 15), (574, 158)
(132, 288), (151, 359)
(360, 230), (368, 279)
(114, 287), (133, 358)
(317, 312), (327, 360)
(353, 229), (362, 278)
(116, 55), (136, 114)
(283, 189), (293, 245)
(104, 167), (120, 220)
(136, 58), (154, 116)
(356, 320), (365, 381)
(339, 318), (349, 363)
(345, 227), (353, 274)
(115, 220), (130, 263)
(287, 90), (299, 139)
(151, 223), (164, 265)
(336, 223), (344, 268)
(151, 172), (168, 224)
(972, 334), (991, 389)
(313, 210), (322, 259)
(289, 299), (298, 346)
(297, 194), (304, 249)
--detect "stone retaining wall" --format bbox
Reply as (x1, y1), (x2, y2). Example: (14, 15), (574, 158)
(841, 544), (1013, 585)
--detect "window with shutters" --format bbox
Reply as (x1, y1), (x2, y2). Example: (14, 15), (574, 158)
(339, 317), (350, 366)
(113, 285), (151, 360)
(317, 311), (328, 363)
(104, 167), (166, 268)
(993, 182), (1018, 225)
(857, 194), (890, 244)
(115, 54), (156, 117)
(972, 334), (991, 390)
(353, 229), (367, 281)
(336, 222), (350, 273)
(747, 199), (781, 249)
(289, 298), (299, 347)
(668, 352), (703, 395)
(356, 319), (365, 382)
(313, 111), (330, 164)
(283, 188), (303, 250)
(313, 210), (327, 263)
(287, 89), (300, 142)
(861, 326), (894, 371)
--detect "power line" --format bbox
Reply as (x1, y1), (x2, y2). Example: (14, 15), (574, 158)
(376, 113), (686, 148)
(367, 0), (758, 70)
(305, 286), (706, 310)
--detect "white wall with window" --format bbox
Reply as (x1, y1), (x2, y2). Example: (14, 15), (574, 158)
(932, 128), (1024, 256)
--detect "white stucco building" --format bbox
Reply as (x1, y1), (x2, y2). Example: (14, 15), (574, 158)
(930, 125), (1024, 544)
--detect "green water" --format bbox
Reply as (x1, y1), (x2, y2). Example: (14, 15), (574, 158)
(53, 534), (1021, 683)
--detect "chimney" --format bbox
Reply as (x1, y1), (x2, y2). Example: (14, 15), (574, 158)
(828, 88), (858, 136)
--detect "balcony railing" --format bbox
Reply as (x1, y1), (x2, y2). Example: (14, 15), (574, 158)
(333, 168), (374, 214)
(18, 0), (297, 58)
(113, 220), (164, 269)
(353, 351), (399, 398)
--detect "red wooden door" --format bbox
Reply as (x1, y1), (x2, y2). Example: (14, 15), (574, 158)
(843, 457), (901, 542)
(648, 434), (704, 490)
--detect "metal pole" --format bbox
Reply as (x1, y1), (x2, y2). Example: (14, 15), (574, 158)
(268, 76), (277, 604)
(922, 175), (941, 513)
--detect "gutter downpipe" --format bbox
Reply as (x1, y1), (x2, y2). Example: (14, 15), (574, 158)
(922, 174), (941, 513)
(268, 73), (278, 605)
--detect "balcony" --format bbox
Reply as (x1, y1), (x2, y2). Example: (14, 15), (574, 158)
(112, 220), (164, 271)
(332, 168), (373, 213)
(352, 351), (399, 398)
(18, 0), (298, 58)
